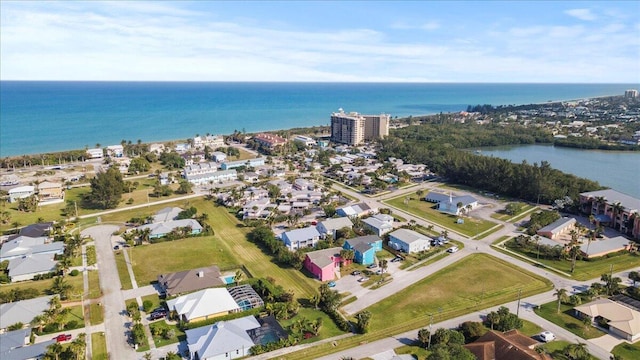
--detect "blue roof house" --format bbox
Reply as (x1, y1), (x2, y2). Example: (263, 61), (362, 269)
(343, 235), (382, 265)
(281, 226), (321, 250)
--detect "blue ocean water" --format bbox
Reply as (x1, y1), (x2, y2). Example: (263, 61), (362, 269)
(0, 82), (637, 157)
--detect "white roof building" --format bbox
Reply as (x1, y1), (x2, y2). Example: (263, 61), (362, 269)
(0, 296), (54, 330)
(166, 288), (241, 323)
(185, 316), (261, 360)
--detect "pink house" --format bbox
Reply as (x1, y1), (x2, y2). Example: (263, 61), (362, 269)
(303, 247), (345, 281)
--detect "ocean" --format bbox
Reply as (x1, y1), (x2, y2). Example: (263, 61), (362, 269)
(0, 82), (637, 157)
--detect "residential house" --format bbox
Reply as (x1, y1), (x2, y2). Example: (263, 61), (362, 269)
(212, 151), (227, 162)
(579, 235), (631, 258)
(293, 135), (315, 147)
(135, 219), (203, 239)
(166, 288), (241, 323)
(303, 247), (344, 281)
(37, 181), (64, 203)
(0, 296), (54, 331)
(574, 298), (640, 341)
(153, 207), (182, 223)
(0, 236), (64, 261)
(157, 265), (225, 297)
(388, 229), (431, 253)
(193, 135), (225, 150)
(221, 158), (266, 170)
(579, 189), (640, 239)
(8, 186), (35, 203)
(293, 179), (314, 191)
(463, 329), (551, 360)
(8, 254), (58, 282)
(106, 144), (124, 157)
(536, 217), (576, 240)
(281, 226), (321, 250)
(343, 235), (382, 265)
(336, 203), (377, 218)
(148, 143), (165, 154)
(253, 133), (288, 150)
(184, 162), (238, 185)
(316, 217), (353, 239)
(425, 192), (478, 216)
(17, 222), (53, 238)
(0, 328), (55, 360)
(185, 315), (261, 360)
(362, 214), (395, 237)
(86, 148), (104, 159)
(243, 198), (272, 220)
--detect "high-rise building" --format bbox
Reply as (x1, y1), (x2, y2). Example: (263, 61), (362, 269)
(330, 109), (390, 145)
(624, 89), (639, 98)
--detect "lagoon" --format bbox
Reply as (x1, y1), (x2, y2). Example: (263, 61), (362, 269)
(478, 144), (640, 198)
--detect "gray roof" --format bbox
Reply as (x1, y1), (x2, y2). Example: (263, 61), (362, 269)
(8, 254), (58, 278)
(136, 219), (203, 237)
(0, 328), (30, 352)
(581, 189), (640, 212)
(580, 236), (631, 256)
(18, 223), (53, 238)
(1, 337), (55, 360)
(153, 207), (183, 223)
(538, 217), (576, 234)
(0, 236), (64, 261)
(305, 247), (342, 268)
(425, 192), (477, 206)
(283, 226), (320, 243)
(158, 265), (223, 297)
(345, 235), (381, 248)
(0, 296), (54, 329)
(389, 229), (430, 244)
(362, 216), (393, 231)
(186, 315), (260, 359)
(317, 217), (353, 233)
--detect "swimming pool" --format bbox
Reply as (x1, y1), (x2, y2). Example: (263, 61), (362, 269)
(222, 275), (235, 284)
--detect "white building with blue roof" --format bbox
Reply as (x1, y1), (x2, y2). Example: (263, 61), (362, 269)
(281, 226), (321, 250)
(425, 192), (478, 216)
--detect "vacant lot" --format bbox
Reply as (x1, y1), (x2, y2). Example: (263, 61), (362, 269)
(384, 196), (497, 237)
(91, 332), (108, 360)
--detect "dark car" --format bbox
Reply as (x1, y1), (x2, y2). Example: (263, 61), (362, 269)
(54, 334), (72, 343)
(149, 310), (167, 321)
(366, 263), (378, 269)
(351, 270), (361, 276)
(113, 245), (120, 250)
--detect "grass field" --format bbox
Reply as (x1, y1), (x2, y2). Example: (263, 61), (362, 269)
(280, 254), (552, 359)
(89, 303), (104, 325)
(114, 251), (133, 290)
(141, 294), (162, 312)
(490, 203), (535, 222)
(612, 341), (640, 360)
(278, 307), (346, 342)
(87, 270), (102, 299)
(91, 332), (108, 360)
(0, 274), (84, 301)
(149, 321), (185, 347)
(384, 196), (497, 237)
(502, 244), (640, 281)
(534, 300), (606, 339)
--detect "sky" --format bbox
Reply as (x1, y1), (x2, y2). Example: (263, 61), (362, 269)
(1, 1), (639, 83)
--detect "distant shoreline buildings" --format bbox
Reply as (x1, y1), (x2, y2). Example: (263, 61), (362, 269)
(330, 109), (390, 145)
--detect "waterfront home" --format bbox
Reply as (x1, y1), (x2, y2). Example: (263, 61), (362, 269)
(166, 288), (241, 323)
(86, 148), (104, 159)
(316, 217), (353, 238)
(8, 186), (35, 203)
(574, 298), (640, 341)
(253, 133), (288, 150)
(425, 191), (478, 216)
(185, 315), (261, 360)
(388, 229), (431, 253)
(0, 295), (54, 331)
(343, 235), (382, 265)
(579, 189), (640, 239)
(362, 213), (395, 237)
(149, 143), (165, 154)
(0, 328), (55, 360)
(221, 158), (266, 170)
(106, 144), (124, 157)
(536, 217), (576, 240)
(303, 247), (344, 281)
(193, 134), (225, 150)
(157, 265), (224, 297)
(280, 226), (321, 250)
(37, 181), (64, 204)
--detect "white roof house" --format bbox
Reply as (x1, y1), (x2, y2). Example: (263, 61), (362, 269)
(362, 214), (395, 237)
(86, 148), (104, 159)
(281, 226), (321, 250)
(8, 254), (58, 282)
(0, 296), (54, 330)
(186, 315), (261, 360)
(135, 219), (203, 239)
(579, 236), (631, 258)
(388, 228), (431, 254)
(166, 288), (241, 323)
(8, 186), (35, 203)
(0, 236), (64, 261)
(574, 298), (640, 341)
(153, 207), (183, 223)
(316, 217), (353, 238)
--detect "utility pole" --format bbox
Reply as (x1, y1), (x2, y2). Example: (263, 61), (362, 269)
(516, 288), (522, 318)
(427, 313), (434, 349)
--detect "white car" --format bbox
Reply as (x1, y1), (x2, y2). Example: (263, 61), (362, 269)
(447, 246), (459, 253)
(538, 331), (556, 342)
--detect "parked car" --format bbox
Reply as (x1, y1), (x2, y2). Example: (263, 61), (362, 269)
(149, 310), (167, 321)
(113, 245), (120, 250)
(391, 256), (403, 262)
(54, 334), (72, 343)
(351, 270), (361, 276)
(328, 281), (336, 288)
(358, 277), (369, 282)
(538, 331), (556, 342)
(447, 246), (459, 253)
(367, 263), (378, 269)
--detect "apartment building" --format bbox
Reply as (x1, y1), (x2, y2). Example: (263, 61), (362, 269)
(330, 109), (390, 145)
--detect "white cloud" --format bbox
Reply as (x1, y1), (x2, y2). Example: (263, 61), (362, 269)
(565, 8), (597, 21)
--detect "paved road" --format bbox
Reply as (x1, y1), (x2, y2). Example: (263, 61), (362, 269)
(82, 225), (137, 360)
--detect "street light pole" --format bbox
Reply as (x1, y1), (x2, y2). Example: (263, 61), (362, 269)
(427, 313), (434, 349)
(516, 289), (522, 318)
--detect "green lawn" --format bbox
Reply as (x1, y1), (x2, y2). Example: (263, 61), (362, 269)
(492, 235), (510, 245)
(280, 254), (552, 360)
(0, 274), (84, 301)
(384, 196), (497, 237)
(612, 341), (640, 360)
(141, 294), (162, 312)
(394, 344), (430, 360)
(114, 251), (133, 290)
(130, 235), (239, 285)
(87, 270), (102, 299)
(278, 307), (346, 342)
(538, 340), (599, 360)
(490, 203), (534, 222)
(89, 303), (104, 325)
(149, 321), (185, 347)
(91, 332), (108, 360)
(503, 243), (640, 281)
(534, 300), (606, 339)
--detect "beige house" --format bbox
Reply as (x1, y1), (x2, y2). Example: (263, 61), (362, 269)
(37, 181), (64, 203)
(574, 298), (640, 342)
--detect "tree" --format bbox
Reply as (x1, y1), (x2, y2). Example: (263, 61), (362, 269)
(70, 333), (86, 360)
(177, 180), (193, 194)
(458, 321), (485, 342)
(355, 310), (372, 334)
(50, 276), (72, 300)
(234, 270), (243, 286)
(88, 167), (124, 209)
(379, 259), (388, 274)
(486, 311), (500, 330)
(128, 157), (150, 173)
(629, 271), (640, 287)
(581, 315), (592, 330)
(601, 273), (622, 296)
(418, 328), (431, 348)
(565, 342), (590, 360)
(44, 342), (64, 360)
(554, 288), (569, 313)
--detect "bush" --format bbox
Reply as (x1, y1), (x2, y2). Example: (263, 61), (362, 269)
(69, 269), (80, 276)
(143, 300), (153, 313)
(66, 320), (79, 329)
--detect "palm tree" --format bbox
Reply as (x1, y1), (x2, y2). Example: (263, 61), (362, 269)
(234, 270), (243, 286)
(44, 342), (64, 360)
(56, 256), (72, 276)
(379, 259), (388, 274)
(486, 311), (500, 330)
(70, 333), (86, 360)
(30, 314), (47, 333)
(554, 288), (569, 314)
(51, 276), (72, 300)
(611, 202), (625, 230)
(565, 342), (590, 360)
